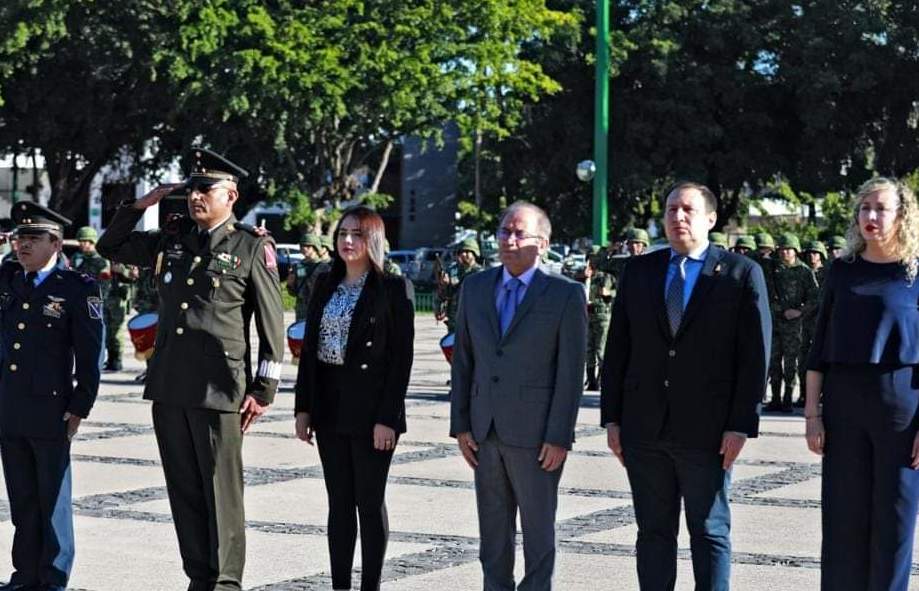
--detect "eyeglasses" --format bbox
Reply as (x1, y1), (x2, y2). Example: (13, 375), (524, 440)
(497, 228), (543, 243)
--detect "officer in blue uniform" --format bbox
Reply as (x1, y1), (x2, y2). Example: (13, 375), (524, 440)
(0, 202), (104, 591)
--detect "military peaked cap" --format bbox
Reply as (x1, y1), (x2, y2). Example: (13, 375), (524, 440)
(186, 147), (249, 185)
(12, 202), (71, 237)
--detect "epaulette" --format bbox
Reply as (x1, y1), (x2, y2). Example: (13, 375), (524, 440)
(233, 222), (271, 238)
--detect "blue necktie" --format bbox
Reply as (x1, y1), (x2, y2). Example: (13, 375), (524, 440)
(666, 256), (686, 336)
(500, 277), (522, 336)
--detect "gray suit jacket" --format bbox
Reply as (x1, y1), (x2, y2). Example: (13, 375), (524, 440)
(449, 266), (588, 449)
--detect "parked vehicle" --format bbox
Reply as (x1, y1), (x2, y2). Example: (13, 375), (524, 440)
(275, 243), (304, 281)
(387, 250), (421, 280)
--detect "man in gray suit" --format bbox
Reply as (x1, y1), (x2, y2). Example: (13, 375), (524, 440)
(450, 201), (588, 591)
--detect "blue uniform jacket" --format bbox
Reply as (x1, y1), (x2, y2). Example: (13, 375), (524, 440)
(0, 262), (104, 439)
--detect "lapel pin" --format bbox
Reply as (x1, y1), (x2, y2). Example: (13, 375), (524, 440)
(714, 263), (723, 275)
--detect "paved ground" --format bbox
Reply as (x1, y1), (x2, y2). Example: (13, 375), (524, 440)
(0, 312), (915, 589)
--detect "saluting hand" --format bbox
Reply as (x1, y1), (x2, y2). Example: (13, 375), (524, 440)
(239, 394), (269, 433)
(133, 183), (184, 210)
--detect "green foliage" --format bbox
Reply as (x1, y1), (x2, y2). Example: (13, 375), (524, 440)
(456, 199), (497, 233)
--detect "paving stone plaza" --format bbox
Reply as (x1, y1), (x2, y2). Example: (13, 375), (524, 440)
(0, 312), (915, 590)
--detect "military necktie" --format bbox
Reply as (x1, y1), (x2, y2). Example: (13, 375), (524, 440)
(499, 277), (522, 336)
(23, 271), (37, 296)
(666, 256), (686, 336)
(198, 229), (209, 252)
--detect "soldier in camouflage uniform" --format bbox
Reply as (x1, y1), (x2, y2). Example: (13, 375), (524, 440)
(708, 231), (728, 249)
(766, 233), (819, 412)
(797, 240), (828, 407)
(435, 239), (481, 333)
(731, 234), (757, 256)
(585, 251), (614, 391)
(826, 234), (846, 261)
(102, 251), (137, 371)
(319, 235), (334, 264)
(286, 234), (330, 321)
(383, 239), (402, 276)
(71, 226), (111, 298)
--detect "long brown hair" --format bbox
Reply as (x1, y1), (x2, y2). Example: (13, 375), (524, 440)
(329, 205), (386, 279)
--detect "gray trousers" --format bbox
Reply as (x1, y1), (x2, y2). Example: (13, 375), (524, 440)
(474, 430), (563, 591)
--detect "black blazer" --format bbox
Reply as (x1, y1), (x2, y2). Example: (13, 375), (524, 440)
(294, 270), (415, 434)
(600, 247), (771, 451)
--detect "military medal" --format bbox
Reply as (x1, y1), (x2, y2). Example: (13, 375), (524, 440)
(214, 252), (241, 270)
(155, 252), (164, 275)
(164, 271), (173, 284)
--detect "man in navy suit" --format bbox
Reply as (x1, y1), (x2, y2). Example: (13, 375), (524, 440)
(601, 182), (771, 590)
(0, 203), (104, 591)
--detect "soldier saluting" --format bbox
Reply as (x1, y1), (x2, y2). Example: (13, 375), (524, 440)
(0, 203), (104, 591)
(97, 148), (285, 591)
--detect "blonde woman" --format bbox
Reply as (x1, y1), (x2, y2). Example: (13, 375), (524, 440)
(805, 177), (919, 590)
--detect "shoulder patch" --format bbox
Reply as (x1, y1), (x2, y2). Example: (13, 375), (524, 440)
(86, 296), (103, 320)
(264, 242), (277, 270)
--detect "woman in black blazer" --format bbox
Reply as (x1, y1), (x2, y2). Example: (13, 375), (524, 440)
(294, 206), (414, 591)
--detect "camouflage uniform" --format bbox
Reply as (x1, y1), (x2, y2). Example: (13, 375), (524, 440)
(767, 234), (819, 410)
(132, 266), (159, 315)
(435, 239), (481, 333)
(586, 265), (614, 390)
(798, 240), (828, 405)
(103, 263), (137, 370)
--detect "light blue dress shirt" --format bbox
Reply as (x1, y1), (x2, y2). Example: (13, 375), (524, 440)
(664, 244), (710, 309)
(495, 263), (539, 317)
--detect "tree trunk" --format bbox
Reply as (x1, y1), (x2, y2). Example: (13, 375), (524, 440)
(474, 128), (483, 207)
(369, 139), (394, 194)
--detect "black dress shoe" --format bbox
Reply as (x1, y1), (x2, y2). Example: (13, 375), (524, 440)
(764, 401), (782, 412)
(0, 582), (39, 590)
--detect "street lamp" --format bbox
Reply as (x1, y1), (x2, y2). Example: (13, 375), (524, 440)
(576, 160), (596, 183)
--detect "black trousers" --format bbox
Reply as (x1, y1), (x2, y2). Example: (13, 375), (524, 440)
(316, 429), (395, 591)
(822, 364), (919, 591)
(152, 403), (245, 591)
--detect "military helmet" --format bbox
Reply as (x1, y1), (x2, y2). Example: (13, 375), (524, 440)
(590, 245), (602, 255)
(754, 232), (775, 249)
(384, 239), (392, 254)
(803, 240), (827, 259)
(828, 235), (847, 250)
(776, 232), (801, 252)
(734, 235), (757, 250)
(299, 234), (322, 249)
(76, 226), (98, 243)
(319, 235), (333, 251)
(708, 231), (728, 248)
(623, 227), (650, 246)
(455, 238), (481, 257)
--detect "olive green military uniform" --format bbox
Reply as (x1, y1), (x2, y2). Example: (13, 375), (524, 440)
(767, 234), (819, 410)
(97, 152), (284, 591)
(383, 239), (402, 276)
(586, 265), (614, 390)
(798, 240), (828, 405)
(99, 206), (284, 590)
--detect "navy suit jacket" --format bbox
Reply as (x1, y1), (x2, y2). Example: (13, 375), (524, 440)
(600, 247), (771, 451)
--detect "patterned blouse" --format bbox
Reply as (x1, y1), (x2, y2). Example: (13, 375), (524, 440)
(317, 272), (368, 365)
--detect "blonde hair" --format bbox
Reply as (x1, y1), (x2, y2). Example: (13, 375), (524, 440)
(842, 177), (919, 283)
